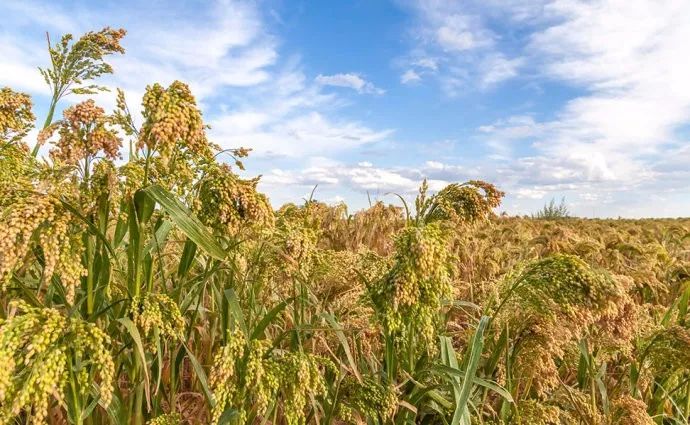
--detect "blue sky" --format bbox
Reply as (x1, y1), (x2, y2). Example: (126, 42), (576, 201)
(2, 0), (690, 217)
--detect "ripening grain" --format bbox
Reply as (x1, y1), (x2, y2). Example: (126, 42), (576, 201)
(0, 28), (688, 425)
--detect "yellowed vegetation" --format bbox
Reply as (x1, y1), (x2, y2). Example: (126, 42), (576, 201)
(1, 27), (689, 425)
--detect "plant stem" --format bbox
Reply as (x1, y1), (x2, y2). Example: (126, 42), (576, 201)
(31, 94), (58, 157)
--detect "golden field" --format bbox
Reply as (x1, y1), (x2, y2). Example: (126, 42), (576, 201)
(1, 28), (689, 425)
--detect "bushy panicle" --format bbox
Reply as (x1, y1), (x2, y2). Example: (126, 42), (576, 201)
(209, 330), (276, 424)
(197, 163), (274, 234)
(119, 158), (146, 200)
(0, 142), (34, 207)
(0, 301), (114, 423)
(494, 254), (628, 397)
(89, 159), (121, 210)
(515, 399), (562, 424)
(609, 396), (654, 425)
(209, 329), (334, 425)
(46, 99), (121, 164)
(0, 194), (85, 300)
(272, 351), (335, 425)
(0, 87), (34, 144)
(39, 27), (126, 100)
(506, 254), (621, 316)
(146, 413), (182, 425)
(337, 377), (398, 423)
(130, 293), (185, 344)
(138, 81), (211, 160)
(0, 195), (55, 287)
(271, 211), (320, 278)
(427, 180), (504, 224)
(645, 325), (690, 375)
(367, 221), (452, 349)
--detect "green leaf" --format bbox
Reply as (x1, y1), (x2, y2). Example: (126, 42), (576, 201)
(453, 316), (490, 425)
(251, 300), (289, 341)
(145, 219), (173, 255)
(224, 288), (248, 337)
(177, 238), (198, 278)
(324, 313), (361, 382)
(182, 342), (215, 407)
(96, 385), (125, 424)
(60, 199), (116, 258)
(218, 408), (241, 425)
(134, 189), (155, 224)
(434, 366), (513, 403)
(118, 318), (150, 403)
(143, 185), (225, 260)
(678, 280), (690, 325)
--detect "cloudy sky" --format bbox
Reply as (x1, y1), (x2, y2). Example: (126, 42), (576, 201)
(2, 0), (690, 217)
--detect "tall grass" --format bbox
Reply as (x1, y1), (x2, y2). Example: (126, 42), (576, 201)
(0, 28), (688, 425)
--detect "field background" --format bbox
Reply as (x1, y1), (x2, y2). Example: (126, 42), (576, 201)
(1, 27), (690, 425)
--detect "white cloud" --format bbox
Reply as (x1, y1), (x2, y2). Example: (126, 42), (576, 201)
(211, 111), (393, 158)
(5, 0), (690, 217)
(261, 159), (476, 198)
(436, 24), (483, 52)
(453, 0), (690, 212)
(515, 188), (547, 199)
(400, 0), (522, 93)
(522, 0), (690, 189)
(1, 0), (278, 108)
(315, 73), (384, 95)
(425, 160), (444, 170)
(401, 69), (422, 84)
(417, 2), (494, 52)
(2, 0), (394, 164)
(413, 58), (439, 70)
(479, 54), (525, 87)
(478, 115), (541, 139)
(0, 35), (50, 95)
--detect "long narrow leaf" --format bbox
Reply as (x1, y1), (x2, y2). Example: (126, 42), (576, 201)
(143, 185), (225, 260)
(324, 313), (362, 381)
(453, 316), (490, 424)
(250, 299), (289, 340)
(182, 342), (215, 406)
(224, 288), (248, 336)
(118, 318), (150, 406)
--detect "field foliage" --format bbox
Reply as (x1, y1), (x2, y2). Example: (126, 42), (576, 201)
(1, 28), (689, 425)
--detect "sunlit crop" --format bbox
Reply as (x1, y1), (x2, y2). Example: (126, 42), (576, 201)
(1, 28), (689, 425)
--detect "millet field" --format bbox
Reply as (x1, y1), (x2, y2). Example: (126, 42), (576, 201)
(1, 28), (690, 425)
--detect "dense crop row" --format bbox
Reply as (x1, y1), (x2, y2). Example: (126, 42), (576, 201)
(1, 28), (689, 424)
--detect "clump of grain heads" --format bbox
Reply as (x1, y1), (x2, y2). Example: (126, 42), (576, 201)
(367, 221), (452, 351)
(0, 87), (35, 144)
(2, 24), (689, 425)
(197, 162), (274, 234)
(0, 301), (113, 423)
(493, 254), (624, 397)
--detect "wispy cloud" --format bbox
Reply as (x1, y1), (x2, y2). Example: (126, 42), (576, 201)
(400, 0), (524, 92)
(261, 159), (475, 199)
(493, 0), (690, 202)
(315, 73), (385, 95)
(212, 111), (393, 158)
(400, 69), (422, 84)
(3, 0), (690, 217)
(1, 0), (393, 162)
(399, 0), (690, 215)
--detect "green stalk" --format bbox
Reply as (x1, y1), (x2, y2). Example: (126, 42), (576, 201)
(42, 95), (58, 130)
(130, 351), (147, 425)
(684, 379), (690, 420)
(83, 157), (96, 315)
(67, 351), (84, 425)
(31, 93), (59, 157)
(86, 236), (94, 314)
